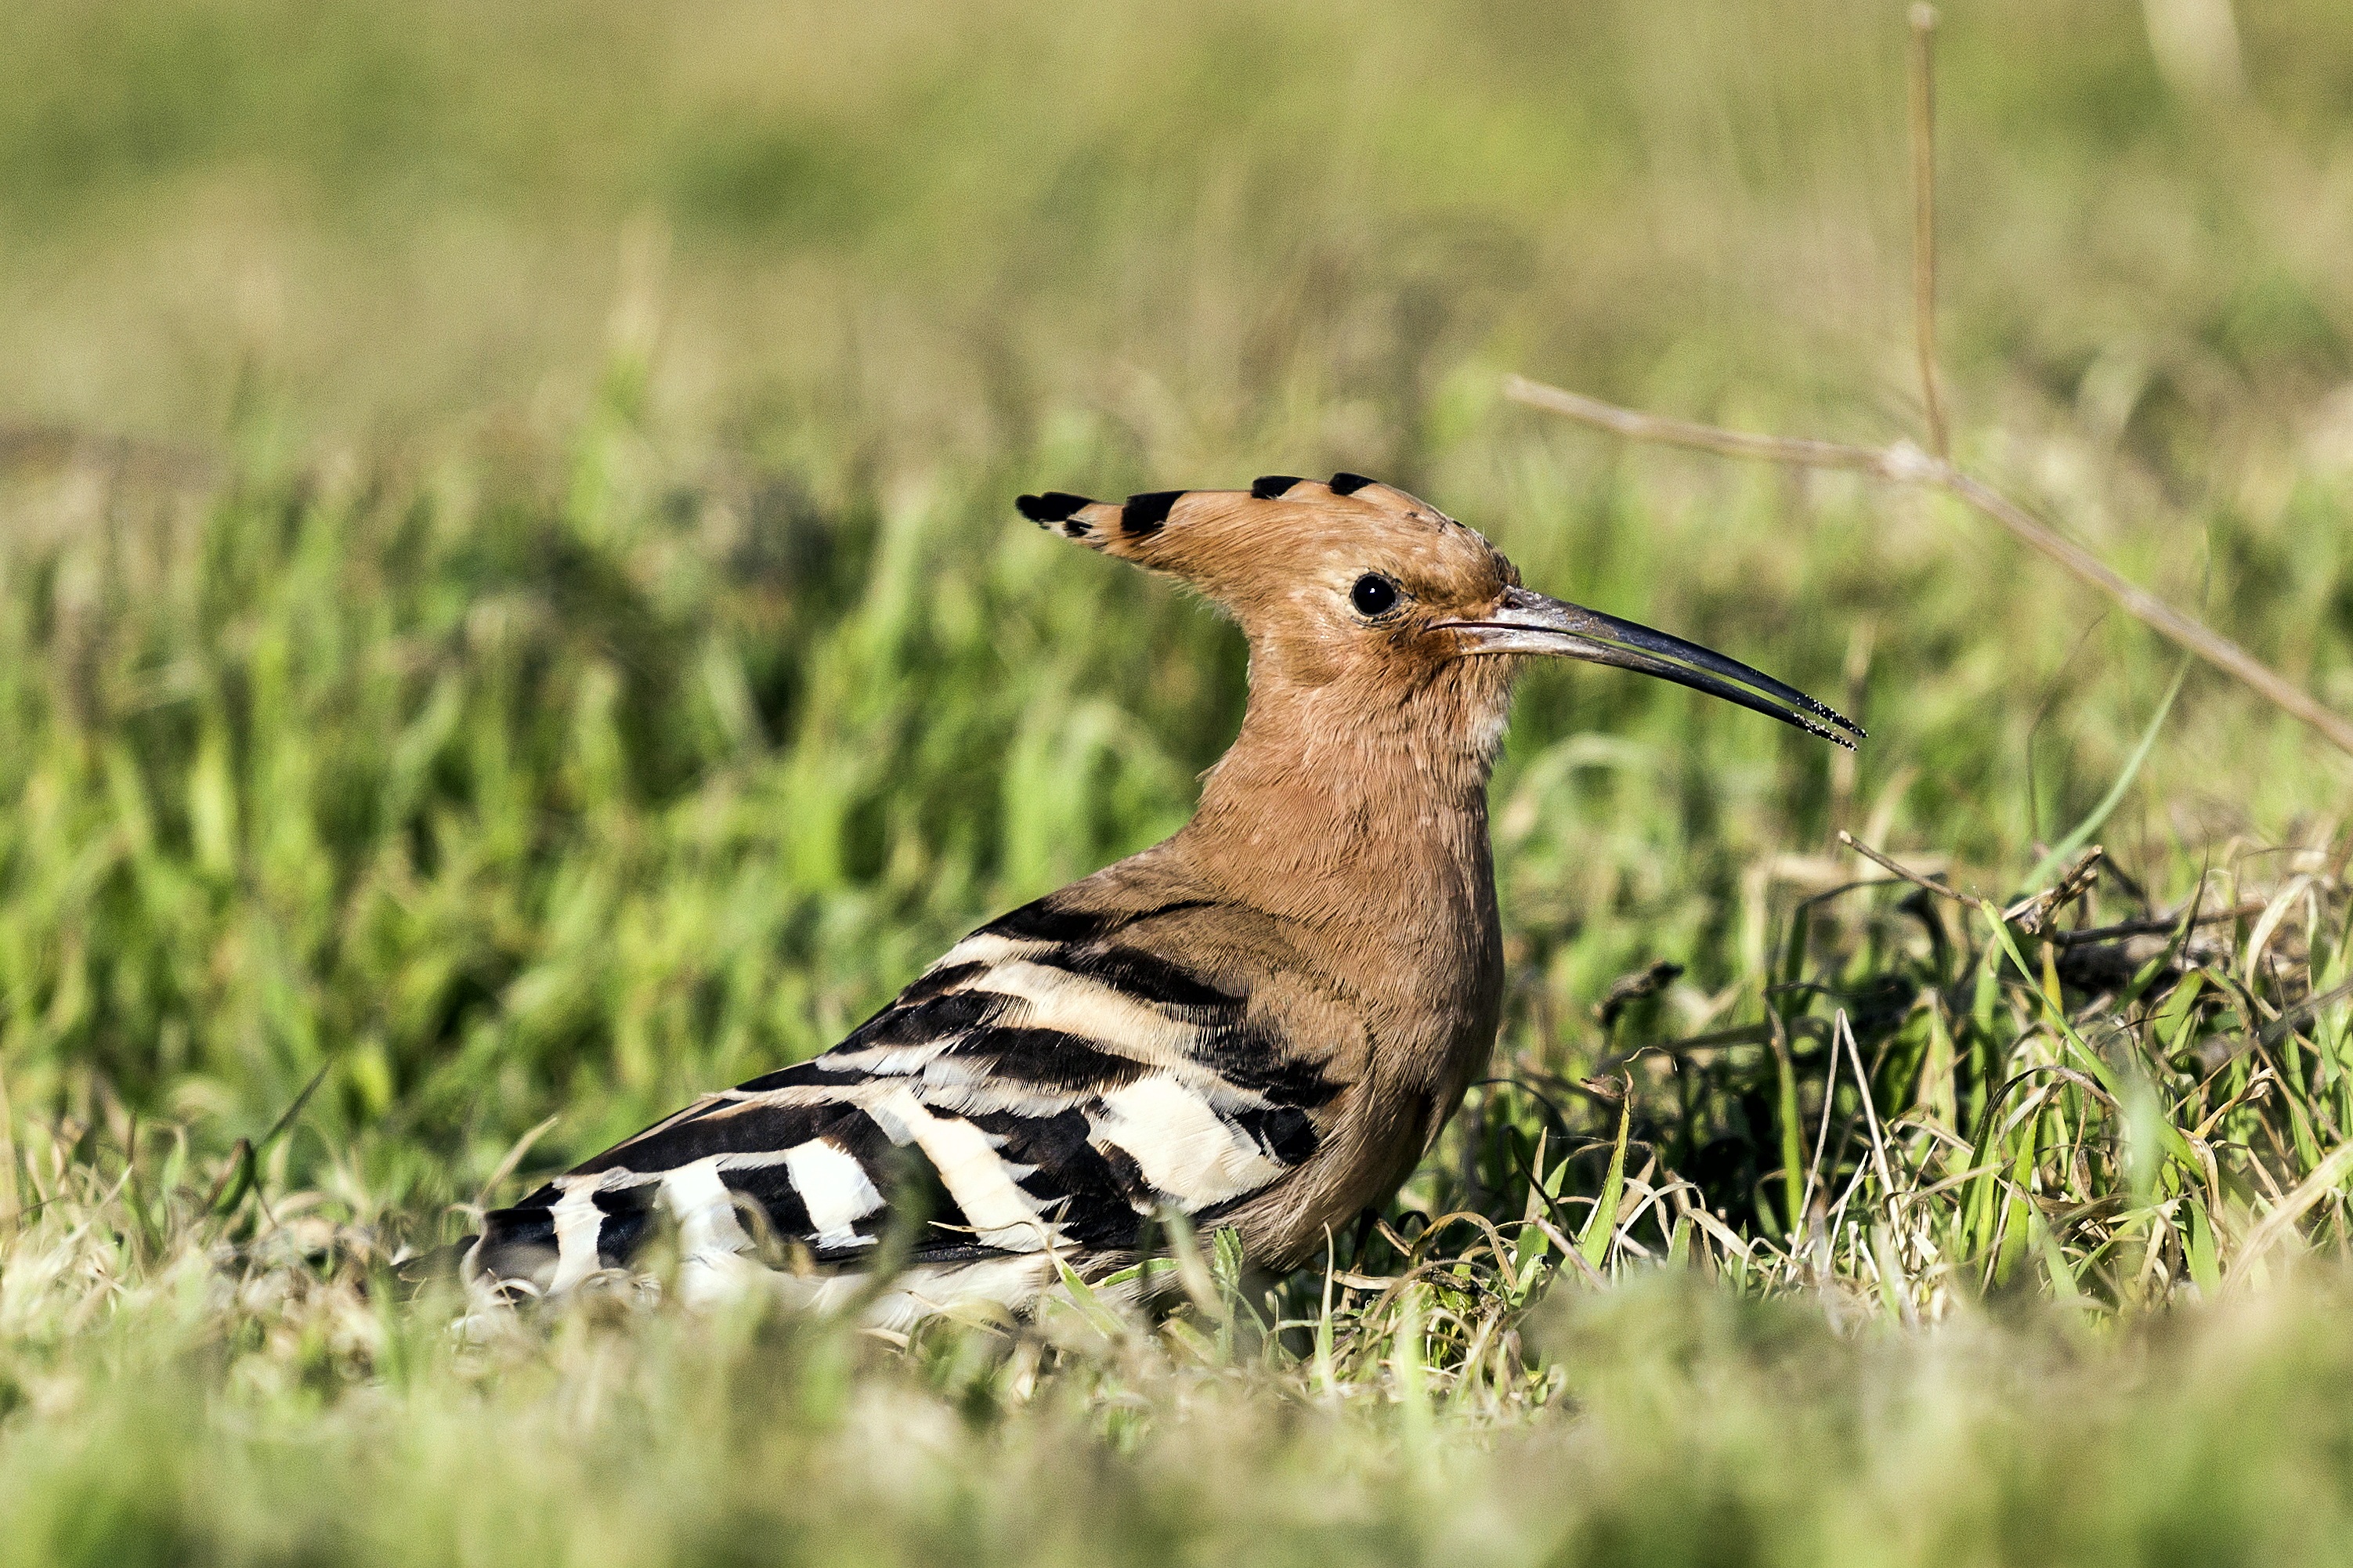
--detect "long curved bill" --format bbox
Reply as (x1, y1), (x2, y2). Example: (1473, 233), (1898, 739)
(1437, 586), (1864, 748)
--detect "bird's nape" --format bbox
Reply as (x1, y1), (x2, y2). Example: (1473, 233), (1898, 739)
(1435, 584), (1864, 748)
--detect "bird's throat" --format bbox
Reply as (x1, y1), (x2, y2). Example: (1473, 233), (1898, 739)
(1176, 664), (1511, 964)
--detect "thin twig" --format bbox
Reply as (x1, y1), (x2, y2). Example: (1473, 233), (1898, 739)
(2002, 845), (2104, 934)
(1799, 1020), (1842, 1241)
(2258, 975), (2353, 1050)
(1838, 830), (1968, 900)
(1909, 4), (1948, 458)
(1821, 1018), (1877, 1236)
(0, 422), (219, 486)
(2048, 899), (2266, 949)
(1505, 374), (2353, 757)
(1505, 378), (1884, 471)
(1845, 1010), (1900, 1201)
(1644, 1022), (1776, 1056)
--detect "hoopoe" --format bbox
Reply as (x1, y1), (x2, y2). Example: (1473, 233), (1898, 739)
(468, 474), (1858, 1323)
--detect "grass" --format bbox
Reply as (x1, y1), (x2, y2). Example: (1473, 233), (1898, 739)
(5, 0), (2353, 1561)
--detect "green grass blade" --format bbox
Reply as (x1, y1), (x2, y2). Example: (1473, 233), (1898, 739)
(1579, 1097), (1631, 1270)
(2023, 658), (2189, 890)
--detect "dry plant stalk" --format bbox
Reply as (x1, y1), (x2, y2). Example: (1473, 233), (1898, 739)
(1909, 4), (1949, 460)
(1505, 5), (2353, 760)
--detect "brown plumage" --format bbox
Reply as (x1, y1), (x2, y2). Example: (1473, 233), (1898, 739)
(468, 474), (1856, 1324)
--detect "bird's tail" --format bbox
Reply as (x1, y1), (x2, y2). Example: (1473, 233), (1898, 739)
(464, 1201), (566, 1295)
(389, 1199), (568, 1301)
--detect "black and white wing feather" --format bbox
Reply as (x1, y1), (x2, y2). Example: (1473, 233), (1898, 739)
(472, 894), (1339, 1317)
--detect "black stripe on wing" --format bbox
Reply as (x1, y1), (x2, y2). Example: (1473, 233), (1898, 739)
(1025, 942), (1235, 1010)
(593, 1183), (660, 1265)
(978, 893), (1346, 1111)
(733, 1057), (865, 1093)
(969, 1108), (1149, 1251)
(981, 895), (1216, 945)
(941, 1027), (1151, 1093)
(840, 988), (1009, 1053)
(1229, 1104), (1319, 1165)
(1193, 1015), (1342, 1107)
(573, 1098), (843, 1174)
(473, 1200), (558, 1284)
(721, 1107), (961, 1263)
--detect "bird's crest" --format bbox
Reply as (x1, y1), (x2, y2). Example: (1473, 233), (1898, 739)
(1014, 473), (1508, 624)
(1017, 472), (1451, 555)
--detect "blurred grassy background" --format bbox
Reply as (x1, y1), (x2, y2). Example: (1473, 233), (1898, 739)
(2, 1), (2353, 1562)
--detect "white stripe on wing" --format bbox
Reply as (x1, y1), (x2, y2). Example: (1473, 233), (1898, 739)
(662, 1156), (753, 1263)
(1088, 1075), (1289, 1209)
(548, 1182), (608, 1293)
(968, 961), (1204, 1066)
(874, 1086), (1063, 1252)
(783, 1139), (885, 1251)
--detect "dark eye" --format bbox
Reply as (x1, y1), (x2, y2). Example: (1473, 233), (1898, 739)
(1350, 573), (1401, 619)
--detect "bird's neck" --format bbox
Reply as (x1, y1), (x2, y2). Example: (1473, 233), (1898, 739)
(1173, 660), (1517, 1172)
(1175, 666), (1511, 948)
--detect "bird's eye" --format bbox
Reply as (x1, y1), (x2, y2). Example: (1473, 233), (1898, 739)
(1350, 573), (1401, 619)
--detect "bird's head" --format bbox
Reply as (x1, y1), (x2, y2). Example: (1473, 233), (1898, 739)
(1018, 472), (1860, 753)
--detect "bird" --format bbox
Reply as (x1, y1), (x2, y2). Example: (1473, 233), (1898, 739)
(464, 472), (1859, 1325)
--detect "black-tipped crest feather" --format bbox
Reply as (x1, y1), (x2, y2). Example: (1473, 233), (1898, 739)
(1122, 491), (1183, 534)
(1016, 492), (1094, 525)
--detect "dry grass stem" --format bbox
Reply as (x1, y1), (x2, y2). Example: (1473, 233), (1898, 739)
(1910, 4), (1949, 459)
(1502, 385), (2353, 757)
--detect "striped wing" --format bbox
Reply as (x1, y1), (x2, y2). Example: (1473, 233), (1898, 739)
(471, 894), (1339, 1306)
